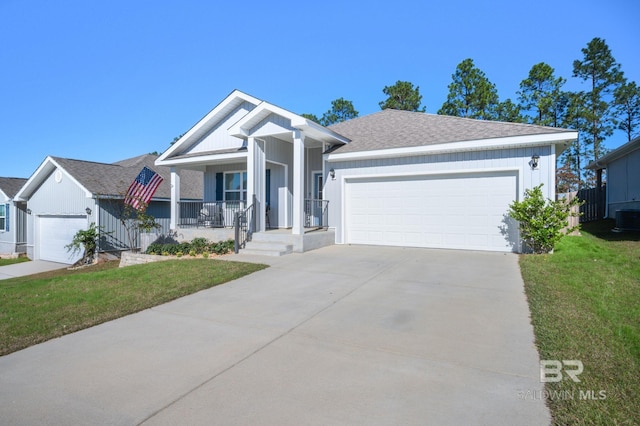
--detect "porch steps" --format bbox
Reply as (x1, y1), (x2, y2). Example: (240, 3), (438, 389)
(240, 240), (293, 257)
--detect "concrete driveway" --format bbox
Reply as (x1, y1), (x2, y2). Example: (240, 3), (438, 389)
(0, 245), (549, 425)
(0, 259), (68, 280)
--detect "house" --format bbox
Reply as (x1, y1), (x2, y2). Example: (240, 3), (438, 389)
(157, 89), (578, 254)
(0, 177), (28, 256)
(586, 136), (640, 220)
(14, 154), (203, 264)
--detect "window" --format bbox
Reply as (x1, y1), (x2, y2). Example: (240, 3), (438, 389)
(0, 204), (5, 231)
(224, 171), (247, 201)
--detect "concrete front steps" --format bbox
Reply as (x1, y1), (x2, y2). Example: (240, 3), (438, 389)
(239, 229), (335, 256)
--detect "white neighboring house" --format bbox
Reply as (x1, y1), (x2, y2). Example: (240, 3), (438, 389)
(587, 136), (640, 218)
(157, 89), (578, 254)
(0, 177), (28, 256)
(14, 154), (203, 264)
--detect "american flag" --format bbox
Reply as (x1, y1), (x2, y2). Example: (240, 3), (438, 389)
(124, 167), (164, 210)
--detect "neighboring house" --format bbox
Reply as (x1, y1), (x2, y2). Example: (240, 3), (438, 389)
(0, 177), (28, 256)
(157, 89), (577, 253)
(15, 154), (202, 264)
(587, 136), (640, 218)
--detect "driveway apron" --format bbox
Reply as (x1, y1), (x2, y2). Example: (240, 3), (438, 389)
(0, 245), (549, 425)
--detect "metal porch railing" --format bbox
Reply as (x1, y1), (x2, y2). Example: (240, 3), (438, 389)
(179, 200), (246, 228)
(234, 195), (256, 253)
(304, 199), (329, 229)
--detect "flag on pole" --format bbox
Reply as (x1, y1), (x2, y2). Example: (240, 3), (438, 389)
(124, 166), (164, 210)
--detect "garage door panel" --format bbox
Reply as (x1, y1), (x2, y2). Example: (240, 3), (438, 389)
(39, 216), (87, 264)
(346, 172), (517, 252)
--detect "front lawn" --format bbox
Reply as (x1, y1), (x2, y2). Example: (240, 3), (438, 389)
(0, 257), (30, 267)
(520, 220), (640, 425)
(0, 259), (268, 356)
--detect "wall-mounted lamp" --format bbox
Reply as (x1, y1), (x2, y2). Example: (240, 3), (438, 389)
(85, 207), (92, 215)
(530, 154), (540, 170)
(329, 168), (336, 180)
(26, 208), (31, 215)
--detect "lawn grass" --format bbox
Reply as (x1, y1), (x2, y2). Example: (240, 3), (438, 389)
(0, 257), (30, 267)
(0, 259), (267, 356)
(520, 220), (640, 425)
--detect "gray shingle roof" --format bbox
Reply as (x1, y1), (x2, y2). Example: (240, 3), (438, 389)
(328, 109), (574, 154)
(50, 154), (203, 200)
(0, 177), (28, 198)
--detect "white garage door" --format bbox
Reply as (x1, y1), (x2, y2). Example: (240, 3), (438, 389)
(39, 216), (88, 264)
(345, 172), (518, 252)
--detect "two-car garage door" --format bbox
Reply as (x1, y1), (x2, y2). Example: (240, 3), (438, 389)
(345, 171), (518, 252)
(38, 215), (87, 264)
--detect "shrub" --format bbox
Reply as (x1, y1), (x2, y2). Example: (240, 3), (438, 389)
(508, 184), (582, 254)
(145, 238), (235, 256)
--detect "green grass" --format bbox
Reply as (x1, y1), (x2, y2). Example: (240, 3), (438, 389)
(520, 220), (640, 425)
(0, 259), (267, 356)
(0, 257), (30, 266)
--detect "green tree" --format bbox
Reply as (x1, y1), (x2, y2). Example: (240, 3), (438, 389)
(438, 58), (499, 120)
(301, 113), (320, 123)
(561, 91), (590, 188)
(573, 37), (624, 159)
(379, 81), (426, 112)
(517, 62), (567, 126)
(613, 80), (640, 141)
(320, 98), (359, 126)
(508, 184), (581, 254)
(495, 99), (525, 123)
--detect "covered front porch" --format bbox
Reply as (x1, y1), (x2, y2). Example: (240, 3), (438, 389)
(155, 91), (349, 253)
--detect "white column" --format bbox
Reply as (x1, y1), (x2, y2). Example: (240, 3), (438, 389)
(256, 139), (266, 232)
(247, 136), (255, 209)
(170, 167), (181, 230)
(292, 130), (305, 235)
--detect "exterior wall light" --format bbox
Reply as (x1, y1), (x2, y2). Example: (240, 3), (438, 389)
(530, 154), (540, 170)
(85, 207), (92, 215)
(329, 168), (336, 180)
(26, 208), (32, 215)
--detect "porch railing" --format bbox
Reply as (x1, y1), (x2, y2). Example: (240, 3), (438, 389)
(234, 195), (256, 253)
(304, 199), (329, 229)
(179, 200), (246, 228)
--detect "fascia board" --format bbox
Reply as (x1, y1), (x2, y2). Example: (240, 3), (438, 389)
(14, 157), (93, 200)
(328, 131), (578, 162)
(155, 151), (248, 167)
(157, 90), (261, 162)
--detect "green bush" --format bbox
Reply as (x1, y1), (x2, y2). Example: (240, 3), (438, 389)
(146, 239), (235, 257)
(508, 184), (582, 254)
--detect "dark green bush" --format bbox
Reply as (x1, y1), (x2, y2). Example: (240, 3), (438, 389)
(146, 239), (235, 256)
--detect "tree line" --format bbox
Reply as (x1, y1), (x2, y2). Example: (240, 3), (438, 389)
(303, 37), (639, 192)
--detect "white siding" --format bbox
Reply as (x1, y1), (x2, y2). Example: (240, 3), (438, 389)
(326, 146), (553, 246)
(250, 114), (293, 138)
(183, 102), (254, 155)
(607, 148), (640, 216)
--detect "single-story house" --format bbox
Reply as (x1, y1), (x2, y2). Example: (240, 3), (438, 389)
(15, 154), (203, 264)
(587, 136), (640, 219)
(0, 177), (28, 256)
(156, 89), (578, 253)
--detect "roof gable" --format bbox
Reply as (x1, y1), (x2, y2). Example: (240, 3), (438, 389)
(157, 90), (261, 164)
(328, 109), (575, 154)
(16, 155), (203, 201)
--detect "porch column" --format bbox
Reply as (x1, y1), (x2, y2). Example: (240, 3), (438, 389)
(170, 167), (181, 229)
(292, 130), (305, 235)
(247, 137), (266, 232)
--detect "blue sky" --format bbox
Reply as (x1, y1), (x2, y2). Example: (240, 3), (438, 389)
(2, 0), (638, 178)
